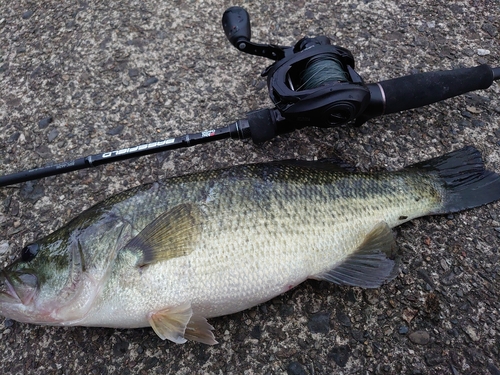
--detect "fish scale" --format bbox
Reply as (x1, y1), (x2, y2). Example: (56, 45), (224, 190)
(1, 146), (499, 344)
(85, 165), (438, 322)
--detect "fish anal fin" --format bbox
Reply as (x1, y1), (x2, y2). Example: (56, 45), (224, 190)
(148, 302), (193, 343)
(311, 222), (399, 288)
(184, 315), (218, 345)
(126, 203), (202, 267)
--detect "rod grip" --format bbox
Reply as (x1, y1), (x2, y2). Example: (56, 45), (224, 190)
(379, 64), (495, 114)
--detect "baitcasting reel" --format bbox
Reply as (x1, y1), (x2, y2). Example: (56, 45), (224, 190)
(223, 6), (371, 129)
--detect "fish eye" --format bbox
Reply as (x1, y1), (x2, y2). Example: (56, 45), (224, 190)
(21, 243), (39, 262)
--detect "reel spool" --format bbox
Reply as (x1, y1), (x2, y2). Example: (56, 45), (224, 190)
(264, 37), (370, 127)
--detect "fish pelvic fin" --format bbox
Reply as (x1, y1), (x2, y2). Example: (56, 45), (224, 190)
(126, 203), (202, 267)
(149, 302), (193, 343)
(407, 146), (500, 214)
(311, 222), (399, 288)
(148, 302), (217, 345)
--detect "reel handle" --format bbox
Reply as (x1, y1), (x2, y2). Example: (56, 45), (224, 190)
(222, 6), (287, 60)
(358, 64), (498, 124)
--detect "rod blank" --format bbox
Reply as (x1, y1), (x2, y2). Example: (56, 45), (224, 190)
(0, 124), (245, 187)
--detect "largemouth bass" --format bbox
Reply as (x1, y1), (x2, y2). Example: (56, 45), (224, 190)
(1, 146), (499, 344)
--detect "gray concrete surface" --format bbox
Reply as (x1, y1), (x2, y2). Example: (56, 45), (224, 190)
(1, 0), (499, 374)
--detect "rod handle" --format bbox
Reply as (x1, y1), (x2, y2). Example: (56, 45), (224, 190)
(383, 64), (494, 115)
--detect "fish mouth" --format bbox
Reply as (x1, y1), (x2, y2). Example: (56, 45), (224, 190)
(0, 269), (38, 306)
(0, 270), (22, 304)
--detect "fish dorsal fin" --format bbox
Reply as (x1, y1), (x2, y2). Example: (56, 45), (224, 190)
(126, 203), (202, 267)
(149, 302), (193, 343)
(271, 158), (356, 173)
(148, 303), (217, 345)
(311, 222), (399, 288)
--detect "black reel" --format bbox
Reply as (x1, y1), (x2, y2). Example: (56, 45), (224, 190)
(222, 6), (370, 128)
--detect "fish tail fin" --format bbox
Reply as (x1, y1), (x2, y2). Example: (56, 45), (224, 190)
(408, 146), (500, 214)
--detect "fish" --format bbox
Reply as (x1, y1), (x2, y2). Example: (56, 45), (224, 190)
(1, 146), (499, 345)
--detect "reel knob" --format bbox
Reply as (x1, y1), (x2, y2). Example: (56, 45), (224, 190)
(222, 6), (251, 49)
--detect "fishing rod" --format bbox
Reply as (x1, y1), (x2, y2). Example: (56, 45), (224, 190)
(1, 6), (499, 188)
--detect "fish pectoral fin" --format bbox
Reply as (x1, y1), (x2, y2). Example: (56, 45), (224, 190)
(311, 222), (399, 288)
(148, 302), (193, 343)
(184, 315), (218, 345)
(126, 203), (202, 267)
